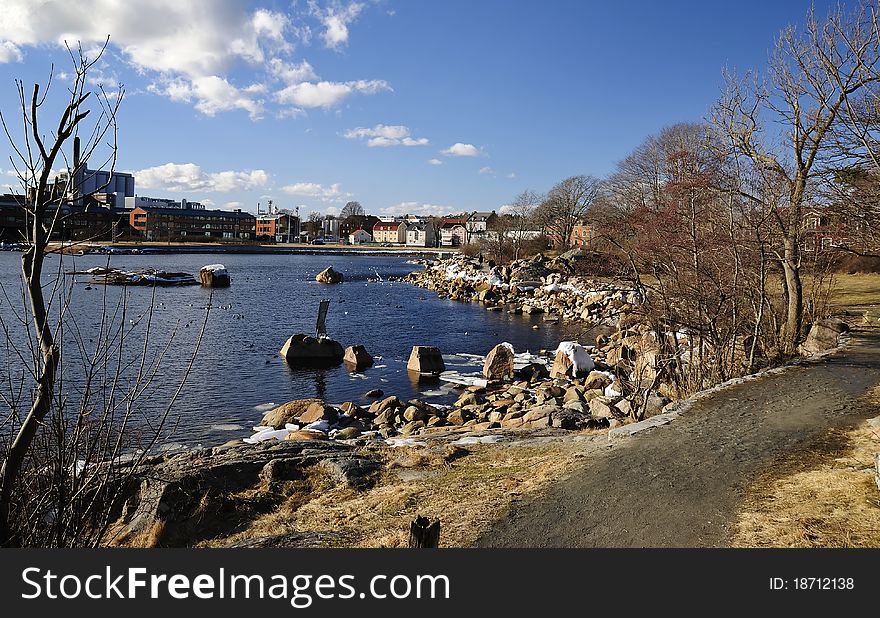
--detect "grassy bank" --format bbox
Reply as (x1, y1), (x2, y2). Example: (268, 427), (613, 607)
(732, 389), (880, 548)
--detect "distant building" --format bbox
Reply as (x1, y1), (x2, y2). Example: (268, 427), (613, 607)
(439, 217), (468, 247)
(466, 211), (497, 244)
(3, 192), (117, 241)
(372, 219), (408, 244)
(130, 205), (255, 241)
(124, 196), (206, 210)
(321, 218), (340, 239)
(339, 215), (379, 241)
(570, 222), (593, 247)
(0, 194), (26, 241)
(255, 213), (299, 242)
(405, 222), (436, 247)
(348, 228), (372, 244)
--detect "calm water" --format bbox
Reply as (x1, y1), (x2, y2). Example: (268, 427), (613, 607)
(0, 251), (571, 445)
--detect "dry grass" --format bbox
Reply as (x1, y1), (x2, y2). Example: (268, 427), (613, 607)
(826, 273), (880, 307)
(732, 390), (880, 547)
(200, 436), (591, 548)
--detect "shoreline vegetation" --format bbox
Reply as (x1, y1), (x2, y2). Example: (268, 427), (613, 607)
(97, 250), (872, 548)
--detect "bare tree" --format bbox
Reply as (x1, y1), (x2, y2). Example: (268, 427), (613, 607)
(340, 201), (364, 219)
(0, 43), (127, 544)
(507, 190), (541, 260)
(712, 2), (880, 352)
(0, 44), (211, 547)
(305, 211), (323, 238)
(535, 175), (601, 250)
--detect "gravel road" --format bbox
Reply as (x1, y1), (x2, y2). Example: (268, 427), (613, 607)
(476, 326), (880, 547)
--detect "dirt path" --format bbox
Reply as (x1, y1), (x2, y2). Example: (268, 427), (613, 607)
(476, 326), (880, 548)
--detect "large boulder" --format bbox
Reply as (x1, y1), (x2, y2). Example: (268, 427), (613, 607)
(801, 319), (847, 354)
(261, 398), (323, 428)
(517, 362), (549, 382)
(280, 334), (344, 365)
(298, 401), (338, 424)
(406, 346), (446, 376)
(343, 345), (373, 370)
(315, 267), (344, 284)
(199, 264), (230, 288)
(483, 342), (515, 381)
(550, 341), (595, 379)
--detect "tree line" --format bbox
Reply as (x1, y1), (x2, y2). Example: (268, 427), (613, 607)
(485, 2), (880, 372)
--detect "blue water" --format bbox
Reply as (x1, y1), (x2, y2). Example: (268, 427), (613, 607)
(0, 251), (572, 445)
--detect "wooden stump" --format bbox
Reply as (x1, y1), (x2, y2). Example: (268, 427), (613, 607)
(408, 516), (440, 548)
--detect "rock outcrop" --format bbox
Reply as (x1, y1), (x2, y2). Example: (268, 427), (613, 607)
(261, 398), (323, 428)
(114, 440), (380, 547)
(315, 267), (344, 284)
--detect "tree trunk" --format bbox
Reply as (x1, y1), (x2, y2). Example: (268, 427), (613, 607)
(781, 201), (803, 354)
(0, 246), (58, 546)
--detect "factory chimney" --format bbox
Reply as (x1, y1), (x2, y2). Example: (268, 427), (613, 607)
(73, 136), (82, 206)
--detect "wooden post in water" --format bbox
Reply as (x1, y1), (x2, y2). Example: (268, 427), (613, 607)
(409, 516), (440, 548)
(316, 299), (330, 339)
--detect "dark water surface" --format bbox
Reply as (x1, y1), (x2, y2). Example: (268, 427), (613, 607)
(0, 251), (571, 445)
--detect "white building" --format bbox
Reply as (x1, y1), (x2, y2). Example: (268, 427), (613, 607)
(348, 228), (372, 244)
(405, 223), (436, 247)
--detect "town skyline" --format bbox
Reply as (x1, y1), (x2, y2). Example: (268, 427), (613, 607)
(0, 0), (855, 218)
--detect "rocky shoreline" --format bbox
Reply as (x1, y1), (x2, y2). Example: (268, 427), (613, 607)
(231, 251), (679, 446)
(105, 251), (857, 547)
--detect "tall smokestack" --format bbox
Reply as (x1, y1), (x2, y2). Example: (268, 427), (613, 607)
(73, 136), (80, 171)
(73, 136), (82, 206)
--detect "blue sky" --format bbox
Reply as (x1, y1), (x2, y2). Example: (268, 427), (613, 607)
(0, 0), (854, 218)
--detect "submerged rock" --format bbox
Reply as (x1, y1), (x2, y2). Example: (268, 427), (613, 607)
(199, 264), (230, 288)
(406, 346), (446, 376)
(343, 345), (374, 370)
(280, 334), (344, 365)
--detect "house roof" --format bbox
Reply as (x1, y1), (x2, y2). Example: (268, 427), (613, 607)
(350, 228), (370, 235)
(372, 220), (404, 231)
(469, 211), (496, 221)
(441, 222), (466, 230)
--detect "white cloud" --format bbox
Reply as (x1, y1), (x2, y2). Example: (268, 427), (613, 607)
(281, 181), (350, 202)
(152, 75), (266, 119)
(379, 201), (451, 217)
(0, 41), (23, 63)
(275, 79), (390, 108)
(427, 159), (443, 166)
(0, 2), (287, 76)
(442, 143), (482, 157)
(310, 1), (364, 49)
(507, 172), (517, 179)
(222, 201), (245, 211)
(343, 124), (428, 147)
(478, 166), (494, 175)
(0, 1), (387, 118)
(199, 198), (216, 207)
(134, 162), (270, 192)
(269, 58), (318, 84)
